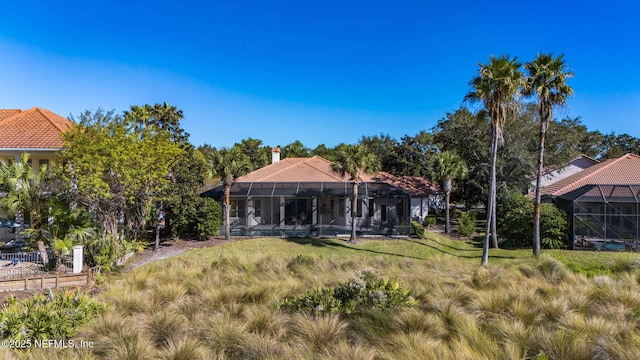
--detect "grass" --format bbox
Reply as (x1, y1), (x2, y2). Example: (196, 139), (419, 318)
(11, 232), (640, 359)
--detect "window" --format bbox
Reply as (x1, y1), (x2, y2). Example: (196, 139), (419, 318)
(368, 199), (374, 218)
(38, 159), (50, 168)
(338, 198), (345, 217)
(356, 199), (363, 217)
(229, 199), (245, 218)
(381, 205), (387, 222)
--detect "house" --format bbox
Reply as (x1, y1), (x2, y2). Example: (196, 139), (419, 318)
(0, 107), (73, 168)
(537, 153), (640, 251)
(0, 107), (74, 242)
(529, 154), (599, 192)
(201, 151), (442, 237)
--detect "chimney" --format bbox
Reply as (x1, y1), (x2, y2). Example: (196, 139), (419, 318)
(272, 147), (281, 164)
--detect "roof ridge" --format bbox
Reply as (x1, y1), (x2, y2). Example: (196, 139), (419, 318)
(302, 156), (345, 181)
(0, 109), (25, 124)
(34, 107), (71, 132)
(254, 158), (307, 182)
(552, 154), (634, 195)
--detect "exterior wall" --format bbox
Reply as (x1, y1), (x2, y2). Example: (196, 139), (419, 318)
(0, 150), (58, 173)
(531, 157), (597, 191)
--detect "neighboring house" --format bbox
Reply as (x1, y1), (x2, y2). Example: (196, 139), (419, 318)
(201, 153), (442, 237)
(0, 107), (74, 242)
(529, 154), (599, 192)
(371, 172), (444, 223)
(537, 153), (640, 251)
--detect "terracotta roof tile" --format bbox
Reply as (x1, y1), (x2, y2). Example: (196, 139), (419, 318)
(540, 153), (640, 197)
(0, 110), (23, 121)
(0, 107), (74, 149)
(235, 156), (439, 196)
(236, 156), (347, 182)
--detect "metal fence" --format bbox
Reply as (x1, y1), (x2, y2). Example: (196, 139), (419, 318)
(0, 250), (74, 280)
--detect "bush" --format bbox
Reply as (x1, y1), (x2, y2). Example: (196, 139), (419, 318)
(411, 221), (425, 239)
(457, 211), (476, 237)
(280, 270), (416, 315)
(171, 196), (221, 240)
(498, 190), (567, 248)
(424, 215), (437, 228)
(0, 289), (103, 341)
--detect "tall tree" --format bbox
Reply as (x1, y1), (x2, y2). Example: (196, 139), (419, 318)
(0, 154), (52, 264)
(281, 140), (311, 158)
(207, 147), (252, 240)
(433, 108), (490, 208)
(331, 144), (380, 242)
(431, 151), (468, 234)
(465, 55), (524, 266)
(61, 107), (183, 241)
(525, 53), (573, 258)
(236, 138), (271, 169)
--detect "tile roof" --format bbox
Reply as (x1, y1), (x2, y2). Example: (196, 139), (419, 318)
(0, 107), (74, 149)
(234, 156), (440, 196)
(236, 156), (347, 182)
(539, 153), (640, 197)
(370, 172), (441, 196)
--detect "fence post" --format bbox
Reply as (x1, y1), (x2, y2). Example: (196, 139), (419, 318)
(73, 246), (83, 274)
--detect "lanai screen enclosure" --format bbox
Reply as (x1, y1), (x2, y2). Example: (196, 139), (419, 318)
(203, 181), (411, 237)
(556, 184), (640, 251)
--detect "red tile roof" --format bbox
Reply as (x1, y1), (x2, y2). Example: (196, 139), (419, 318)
(540, 153), (640, 197)
(234, 156), (440, 196)
(0, 107), (74, 149)
(237, 156), (347, 182)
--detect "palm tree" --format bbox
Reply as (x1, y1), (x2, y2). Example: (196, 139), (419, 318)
(465, 55), (524, 266)
(208, 147), (252, 240)
(431, 151), (468, 234)
(331, 144), (380, 242)
(0, 153), (52, 264)
(525, 53), (574, 258)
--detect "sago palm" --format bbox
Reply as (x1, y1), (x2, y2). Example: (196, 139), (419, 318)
(525, 53), (573, 257)
(208, 147), (252, 240)
(465, 55), (523, 265)
(331, 144), (380, 242)
(432, 151), (468, 234)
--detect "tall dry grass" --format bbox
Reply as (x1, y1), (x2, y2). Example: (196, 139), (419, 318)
(12, 238), (640, 359)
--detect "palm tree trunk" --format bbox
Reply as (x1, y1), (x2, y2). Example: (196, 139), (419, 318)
(224, 184), (231, 240)
(482, 130), (499, 266)
(491, 191), (499, 248)
(31, 215), (49, 266)
(444, 189), (451, 234)
(350, 182), (358, 242)
(533, 117), (547, 257)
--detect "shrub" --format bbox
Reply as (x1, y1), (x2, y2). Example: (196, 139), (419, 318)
(0, 289), (103, 340)
(498, 189), (567, 248)
(457, 211), (476, 237)
(411, 221), (425, 239)
(279, 270), (416, 315)
(171, 196), (221, 240)
(424, 215), (437, 229)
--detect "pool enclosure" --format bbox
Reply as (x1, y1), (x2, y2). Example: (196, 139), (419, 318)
(556, 184), (640, 251)
(203, 181), (411, 237)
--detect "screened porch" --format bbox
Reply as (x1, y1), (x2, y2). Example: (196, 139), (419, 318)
(557, 184), (640, 251)
(209, 181), (411, 237)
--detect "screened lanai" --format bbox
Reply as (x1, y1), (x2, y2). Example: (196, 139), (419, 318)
(203, 181), (411, 237)
(556, 185), (640, 251)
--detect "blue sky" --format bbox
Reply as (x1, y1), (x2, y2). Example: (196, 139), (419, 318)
(1, 1), (639, 148)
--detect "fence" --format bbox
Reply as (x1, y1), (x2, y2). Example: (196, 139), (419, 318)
(0, 246), (83, 281)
